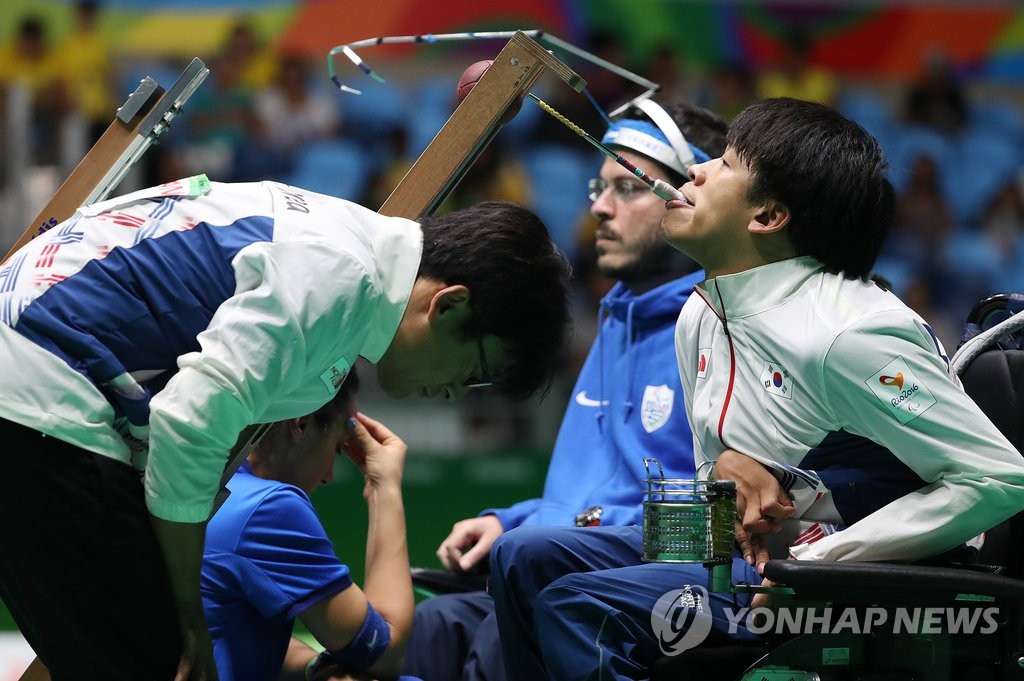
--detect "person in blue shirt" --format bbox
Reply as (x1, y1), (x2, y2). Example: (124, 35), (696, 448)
(402, 99), (729, 681)
(203, 368), (419, 681)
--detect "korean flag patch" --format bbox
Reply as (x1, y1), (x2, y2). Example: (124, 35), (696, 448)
(760, 360), (794, 400)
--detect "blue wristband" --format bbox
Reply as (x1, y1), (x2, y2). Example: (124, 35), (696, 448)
(322, 602), (390, 670)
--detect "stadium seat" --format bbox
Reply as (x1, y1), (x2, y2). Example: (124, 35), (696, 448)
(967, 101), (1024, 148)
(405, 76), (456, 157)
(885, 124), (956, 195)
(837, 89), (894, 149)
(339, 81), (407, 142)
(284, 139), (373, 202)
(950, 128), (1023, 226)
(520, 144), (601, 258)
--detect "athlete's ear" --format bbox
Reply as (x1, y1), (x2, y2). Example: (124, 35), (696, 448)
(426, 284), (471, 323)
(749, 201), (790, 234)
(288, 416), (308, 441)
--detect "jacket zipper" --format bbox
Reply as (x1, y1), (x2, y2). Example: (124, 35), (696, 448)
(695, 282), (736, 449)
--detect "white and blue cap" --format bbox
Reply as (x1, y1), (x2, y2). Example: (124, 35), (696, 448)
(601, 98), (711, 176)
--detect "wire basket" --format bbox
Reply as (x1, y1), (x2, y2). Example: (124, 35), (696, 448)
(642, 458), (736, 564)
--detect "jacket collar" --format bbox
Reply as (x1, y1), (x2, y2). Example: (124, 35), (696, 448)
(695, 256), (825, 319)
(360, 216), (423, 363)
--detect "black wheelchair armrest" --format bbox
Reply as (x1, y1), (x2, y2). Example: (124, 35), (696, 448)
(763, 559), (1024, 604)
(411, 567), (488, 595)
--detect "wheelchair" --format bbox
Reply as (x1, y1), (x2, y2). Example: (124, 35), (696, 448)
(652, 293), (1024, 681)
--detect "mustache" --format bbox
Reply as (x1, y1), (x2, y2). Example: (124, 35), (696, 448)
(595, 225), (619, 241)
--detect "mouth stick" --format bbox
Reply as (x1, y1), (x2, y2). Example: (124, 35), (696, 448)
(526, 93), (684, 202)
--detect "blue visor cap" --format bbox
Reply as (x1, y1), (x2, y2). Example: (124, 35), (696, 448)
(601, 119), (711, 176)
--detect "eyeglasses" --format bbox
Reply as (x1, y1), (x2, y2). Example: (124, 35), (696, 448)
(463, 313), (493, 389)
(588, 177), (652, 203)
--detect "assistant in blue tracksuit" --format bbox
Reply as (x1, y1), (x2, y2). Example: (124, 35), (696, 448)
(405, 97), (731, 681)
(490, 273), (703, 530)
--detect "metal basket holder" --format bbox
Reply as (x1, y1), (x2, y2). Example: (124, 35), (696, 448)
(642, 458), (736, 593)
(642, 458), (794, 596)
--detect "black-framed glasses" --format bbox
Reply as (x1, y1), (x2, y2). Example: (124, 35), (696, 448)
(588, 177), (651, 203)
(463, 314), (493, 389)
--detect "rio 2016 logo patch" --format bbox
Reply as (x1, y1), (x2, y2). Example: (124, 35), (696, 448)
(866, 356), (936, 424)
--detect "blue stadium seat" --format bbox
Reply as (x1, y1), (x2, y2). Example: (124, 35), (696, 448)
(885, 124), (955, 194)
(339, 81), (407, 141)
(284, 139), (374, 202)
(837, 89), (894, 149)
(405, 76), (456, 157)
(951, 128), (1023, 225)
(497, 93), (543, 149)
(520, 144), (602, 258)
(967, 100), (1024, 147)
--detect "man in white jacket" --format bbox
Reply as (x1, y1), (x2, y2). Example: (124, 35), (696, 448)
(0, 178), (570, 681)
(487, 97), (1024, 681)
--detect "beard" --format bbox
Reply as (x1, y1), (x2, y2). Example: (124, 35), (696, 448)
(597, 238), (698, 288)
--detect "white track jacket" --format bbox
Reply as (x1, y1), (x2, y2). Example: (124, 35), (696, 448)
(675, 256), (1024, 562)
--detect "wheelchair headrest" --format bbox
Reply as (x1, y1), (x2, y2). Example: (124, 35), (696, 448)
(959, 347), (1024, 454)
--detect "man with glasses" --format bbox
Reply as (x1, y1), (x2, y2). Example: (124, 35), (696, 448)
(403, 100), (728, 681)
(0, 176), (570, 681)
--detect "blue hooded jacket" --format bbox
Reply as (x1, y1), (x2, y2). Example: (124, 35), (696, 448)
(484, 270), (702, 529)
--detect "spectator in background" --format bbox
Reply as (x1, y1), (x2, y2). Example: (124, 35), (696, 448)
(52, 0), (115, 145)
(757, 27), (837, 106)
(530, 31), (623, 147)
(440, 145), (531, 213)
(645, 42), (690, 103)
(904, 50), (968, 137)
(700, 61), (756, 122)
(367, 127), (414, 210)
(234, 54), (341, 182)
(178, 50), (259, 180)
(0, 14), (69, 166)
(224, 20), (279, 91)
(891, 154), (955, 259)
(255, 55), (339, 154)
(941, 177), (1024, 313)
(981, 179), (1024, 294)
(901, 275), (959, 355)
(877, 154), (960, 336)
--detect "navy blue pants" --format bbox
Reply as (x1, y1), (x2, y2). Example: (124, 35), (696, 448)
(488, 525), (761, 681)
(403, 590), (507, 681)
(0, 419), (182, 680)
